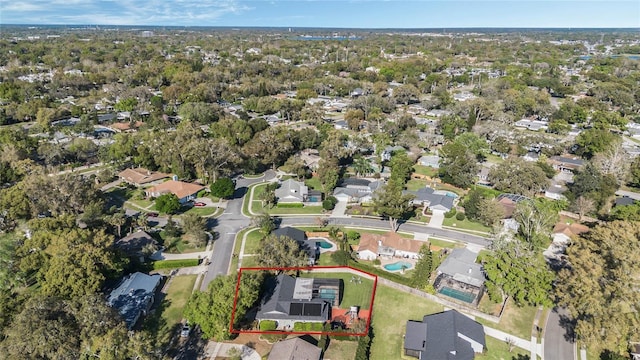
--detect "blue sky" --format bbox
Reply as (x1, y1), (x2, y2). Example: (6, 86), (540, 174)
(1, 1), (639, 28)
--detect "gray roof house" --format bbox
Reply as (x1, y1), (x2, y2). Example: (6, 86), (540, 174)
(404, 310), (486, 360)
(273, 227), (318, 264)
(434, 248), (485, 305)
(256, 274), (340, 329)
(107, 272), (162, 330)
(333, 178), (384, 204)
(268, 337), (322, 360)
(405, 187), (455, 212)
(275, 179), (309, 204)
(418, 155), (440, 168)
(114, 230), (158, 260)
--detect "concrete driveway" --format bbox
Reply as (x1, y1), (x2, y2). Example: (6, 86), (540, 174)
(427, 209), (445, 228)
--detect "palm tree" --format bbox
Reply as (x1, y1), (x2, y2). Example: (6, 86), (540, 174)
(352, 157), (373, 177)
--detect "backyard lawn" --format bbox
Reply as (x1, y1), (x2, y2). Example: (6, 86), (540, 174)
(370, 284), (444, 360)
(406, 178), (430, 191)
(477, 336), (529, 360)
(323, 339), (359, 360)
(413, 165), (438, 177)
(143, 275), (197, 347)
(299, 271), (374, 309)
(305, 177), (323, 191)
(161, 231), (207, 254)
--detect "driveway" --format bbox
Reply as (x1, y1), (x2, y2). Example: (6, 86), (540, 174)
(544, 308), (576, 360)
(427, 209), (445, 228)
(331, 198), (348, 218)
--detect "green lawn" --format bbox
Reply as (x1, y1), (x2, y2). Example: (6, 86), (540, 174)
(266, 204), (325, 215)
(240, 256), (259, 268)
(485, 153), (506, 164)
(162, 232), (207, 254)
(370, 284), (444, 360)
(428, 237), (463, 249)
(299, 272), (374, 309)
(181, 206), (219, 217)
(442, 216), (492, 234)
(242, 229), (264, 255)
(143, 275), (197, 347)
(406, 179), (429, 191)
(477, 336), (529, 360)
(476, 302), (538, 340)
(305, 177), (323, 191)
(413, 165), (438, 177)
(323, 339), (358, 360)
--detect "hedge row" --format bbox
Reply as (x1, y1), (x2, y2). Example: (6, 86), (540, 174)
(277, 203), (304, 208)
(259, 320), (277, 331)
(293, 322), (324, 331)
(152, 259), (200, 270)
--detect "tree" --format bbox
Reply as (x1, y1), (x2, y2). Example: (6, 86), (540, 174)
(182, 213), (208, 247)
(575, 127), (619, 159)
(373, 182), (414, 231)
(155, 193), (181, 214)
(571, 196), (595, 221)
(555, 221), (640, 355)
(256, 235), (308, 268)
(629, 156), (640, 188)
(411, 244), (433, 289)
(483, 239), (554, 307)
(251, 212), (275, 236)
(317, 157), (340, 193)
(513, 199), (558, 249)
(345, 109), (365, 131)
(210, 178), (235, 199)
(438, 141), (479, 189)
(388, 151), (414, 185)
(489, 158), (549, 197)
(352, 156), (373, 177)
(185, 272), (264, 341)
(476, 197), (506, 227)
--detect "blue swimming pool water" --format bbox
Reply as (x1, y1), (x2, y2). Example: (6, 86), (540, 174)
(383, 261), (412, 271)
(438, 286), (476, 303)
(314, 239), (334, 249)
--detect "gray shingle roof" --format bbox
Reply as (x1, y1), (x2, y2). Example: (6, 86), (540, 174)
(436, 248), (485, 287)
(268, 337), (321, 360)
(256, 274), (332, 322)
(107, 272), (162, 329)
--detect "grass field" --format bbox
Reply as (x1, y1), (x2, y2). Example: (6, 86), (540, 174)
(305, 177), (323, 191)
(476, 301), (538, 340)
(323, 339), (359, 360)
(406, 178), (429, 191)
(181, 206), (219, 217)
(442, 216), (492, 234)
(299, 271), (374, 309)
(242, 229), (264, 255)
(477, 336), (529, 360)
(413, 165), (438, 177)
(370, 284), (444, 360)
(143, 275), (197, 348)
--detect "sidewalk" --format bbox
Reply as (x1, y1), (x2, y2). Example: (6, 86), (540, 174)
(483, 326), (543, 358)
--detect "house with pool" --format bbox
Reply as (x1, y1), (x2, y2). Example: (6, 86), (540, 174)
(356, 232), (423, 263)
(256, 274), (341, 330)
(434, 248), (485, 306)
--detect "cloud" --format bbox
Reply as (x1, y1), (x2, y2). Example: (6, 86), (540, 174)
(1, 0), (253, 25)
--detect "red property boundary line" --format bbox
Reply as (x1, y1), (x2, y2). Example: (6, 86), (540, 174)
(229, 265), (378, 337)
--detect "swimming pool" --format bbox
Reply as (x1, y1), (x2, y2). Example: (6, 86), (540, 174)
(438, 286), (476, 303)
(315, 240), (334, 249)
(383, 261), (412, 271)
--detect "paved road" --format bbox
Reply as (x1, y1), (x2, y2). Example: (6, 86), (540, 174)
(544, 308), (575, 360)
(200, 171), (276, 291)
(279, 217), (491, 247)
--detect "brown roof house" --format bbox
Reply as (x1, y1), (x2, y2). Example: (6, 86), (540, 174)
(544, 222), (589, 262)
(268, 337), (321, 360)
(118, 168), (171, 187)
(145, 180), (205, 204)
(357, 232), (424, 261)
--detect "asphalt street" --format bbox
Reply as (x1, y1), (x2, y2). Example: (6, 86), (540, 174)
(544, 308), (576, 360)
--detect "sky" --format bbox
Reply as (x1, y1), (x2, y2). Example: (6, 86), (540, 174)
(1, 0), (639, 28)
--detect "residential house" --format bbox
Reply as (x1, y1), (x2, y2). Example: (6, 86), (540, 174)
(381, 145), (406, 162)
(404, 187), (455, 213)
(350, 88), (364, 97)
(476, 164), (493, 186)
(544, 222), (589, 261)
(548, 155), (584, 173)
(273, 227), (318, 265)
(545, 181), (568, 200)
(118, 168), (171, 187)
(114, 230), (158, 262)
(614, 196), (636, 207)
(333, 120), (348, 130)
(434, 248), (485, 305)
(453, 92), (476, 102)
(514, 119), (548, 131)
(356, 232), (424, 261)
(275, 179), (309, 204)
(268, 337), (322, 360)
(426, 109), (453, 118)
(333, 178), (384, 204)
(522, 151), (540, 162)
(418, 155), (440, 168)
(107, 272), (162, 330)
(404, 309), (486, 360)
(299, 149), (322, 170)
(496, 193), (530, 218)
(256, 274), (340, 330)
(145, 180), (205, 204)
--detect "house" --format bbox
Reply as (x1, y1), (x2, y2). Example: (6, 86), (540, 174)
(114, 230), (158, 261)
(434, 248), (485, 305)
(268, 337), (322, 360)
(356, 232), (424, 261)
(476, 165), (492, 186)
(548, 155), (584, 173)
(273, 226), (318, 264)
(514, 119), (548, 131)
(381, 145), (406, 162)
(333, 120), (348, 130)
(299, 149), (322, 170)
(256, 274), (340, 330)
(405, 187), (455, 212)
(404, 309), (486, 360)
(426, 109), (453, 118)
(545, 181), (568, 200)
(418, 155), (440, 168)
(333, 178), (384, 204)
(107, 272), (162, 330)
(496, 193), (530, 218)
(522, 151), (540, 162)
(350, 88), (364, 97)
(118, 168), (171, 187)
(275, 179), (309, 204)
(145, 180), (205, 204)
(545, 222), (590, 261)
(615, 196), (636, 207)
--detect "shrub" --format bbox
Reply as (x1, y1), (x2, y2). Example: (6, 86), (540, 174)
(485, 282), (503, 303)
(210, 178), (235, 199)
(276, 203), (304, 208)
(322, 199), (336, 210)
(331, 250), (352, 266)
(372, 259), (381, 265)
(444, 208), (457, 218)
(293, 322), (324, 331)
(155, 193), (181, 214)
(259, 320), (277, 331)
(455, 212), (466, 221)
(152, 259), (199, 269)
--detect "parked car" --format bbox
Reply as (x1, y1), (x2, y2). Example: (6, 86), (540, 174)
(193, 202), (206, 207)
(147, 212), (159, 217)
(180, 324), (190, 337)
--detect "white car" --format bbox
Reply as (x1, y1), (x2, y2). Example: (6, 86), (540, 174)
(180, 324), (190, 337)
